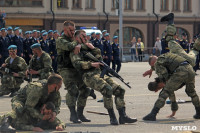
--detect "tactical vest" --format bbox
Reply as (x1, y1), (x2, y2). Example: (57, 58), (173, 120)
(161, 53), (186, 73)
(6, 56), (23, 73)
(56, 36), (74, 69)
(31, 53), (47, 71)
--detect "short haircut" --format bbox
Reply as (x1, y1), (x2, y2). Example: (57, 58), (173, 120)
(148, 81), (158, 91)
(74, 30), (86, 37)
(45, 102), (55, 110)
(63, 20), (75, 27)
(148, 56), (154, 65)
(47, 73), (63, 85)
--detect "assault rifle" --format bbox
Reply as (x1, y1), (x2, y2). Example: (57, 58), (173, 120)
(83, 51), (131, 89)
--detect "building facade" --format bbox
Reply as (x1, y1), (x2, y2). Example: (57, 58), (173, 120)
(1, 0), (200, 54)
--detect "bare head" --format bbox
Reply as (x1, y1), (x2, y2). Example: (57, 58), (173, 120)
(148, 55), (158, 67)
(63, 20), (75, 38)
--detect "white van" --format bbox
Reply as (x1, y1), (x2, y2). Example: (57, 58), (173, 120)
(80, 27), (102, 36)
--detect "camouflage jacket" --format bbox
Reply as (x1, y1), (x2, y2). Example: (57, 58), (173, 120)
(56, 34), (89, 69)
(70, 47), (102, 74)
(29, 51), (53, 79)
(5, 56), (27, 78)
(154, 52), (186, 83)
(12, 80), (61, 120)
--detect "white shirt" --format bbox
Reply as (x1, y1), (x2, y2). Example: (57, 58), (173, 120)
(154, 40), (162, 51)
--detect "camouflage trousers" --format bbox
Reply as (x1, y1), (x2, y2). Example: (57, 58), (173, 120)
(154, 64), (200, 109)
(82, 70), (125, 109)
(58, 68), (90, 107)
(0, 111), (65, 131)
(0, 75), (23, 96)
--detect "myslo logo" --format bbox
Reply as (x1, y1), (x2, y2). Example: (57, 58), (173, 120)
(171, 126), (197, 131)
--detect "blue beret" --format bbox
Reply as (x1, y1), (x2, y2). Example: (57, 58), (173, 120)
(91, 32), (95, 35)
(182, 33), (187, 36)
(42, 32), (48, 36)
(86, 33), (91, 36)
(29, 31), (32, 34)
(102, 30), (107, 33)
(14, 27), (20, 31)
(53, 30), (58, 33)
(37, 30), (40, 33)
(8, 45), (17, 50)
(25, 31), (29, 34)
(32, 30), (37, 33)
(7, 27), (13, 30)
(48, 30), (53, 33)
(113, 36), (118, 39)
(105, 33), (110, 36)
(0, 28), (6, 31)
(41, 30), (46, 33)
(96, 32), (100, 35)
(31, 43), (41, 49)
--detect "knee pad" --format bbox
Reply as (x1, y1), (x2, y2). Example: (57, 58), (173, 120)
(113, 86), (125, 97)
(67, 84), (79, 97)
(79, 87), (91, 99)
(101, 85), (113, 98)
(185, 88), (196, 98)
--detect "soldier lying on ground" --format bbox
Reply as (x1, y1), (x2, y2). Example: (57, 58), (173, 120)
(0, 45), (27, 97)
(69, 30), (137, 125)
(0, 102), (65, 132)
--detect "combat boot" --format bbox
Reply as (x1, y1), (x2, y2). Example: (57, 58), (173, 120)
(160, 13), (174, 25)
(0, 116), (16, 133)
(77, 106), (91, 122)
(143, 107), (160, 121)
(68, 106), (81, 123)
(193, 106), (200, 119)
(118, 107), (137, 124)
(89, 89), (96, 99)
(107, 109), (118, 125)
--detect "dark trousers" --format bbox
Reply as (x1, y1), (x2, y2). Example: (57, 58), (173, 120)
(112, 57), (121, 73)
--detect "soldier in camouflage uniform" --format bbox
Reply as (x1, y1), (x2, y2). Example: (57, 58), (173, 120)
(0, 74), (64, 132)
(28, 43), (53, 80)
(143, 13), (200, 121)
(0, 45), (27, 97)
(0, 102), (65, 132)
(70, 30), (137, 125)
(56, 20), (93, 123)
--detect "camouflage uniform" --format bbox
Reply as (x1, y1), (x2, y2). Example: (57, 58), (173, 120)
(29, 51), (53, 80)
(70, 48), (125, 109)
(56, 34), (90, 107)
(153, 53), (200, 109)
(0, 56), (27, 96)
(0, 80), (64, 130)
(11, 80), (61, 116)
(166, 24), (200, 67)
(0, 109), (65, 131)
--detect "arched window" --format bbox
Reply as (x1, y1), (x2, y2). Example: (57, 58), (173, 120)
(162, 27), (190, 40)
(114, 27), (143, 54)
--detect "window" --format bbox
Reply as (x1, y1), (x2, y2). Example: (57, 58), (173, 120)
(137, 0), (145, 10)
(183, 0), (191, 12)
(85, 0), (95, 9)
(112, 0), (119, 9)
(114, 27), (143, 54)
(0, 0), (43, 7)
(72, 0), (82, 9)
(57, 0), (68, 8)
(160, 0), (169, 11)
(172, 0), (180, 11)
(124, 0), (133, 10)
